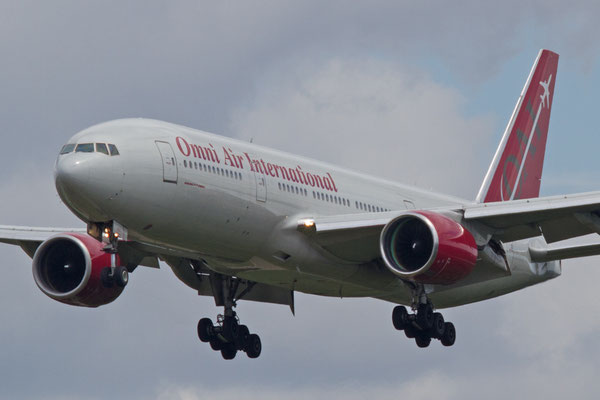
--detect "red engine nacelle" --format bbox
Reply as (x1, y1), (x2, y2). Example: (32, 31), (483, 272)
(32, 233), (124, 307)
(379, 211), (478, 285)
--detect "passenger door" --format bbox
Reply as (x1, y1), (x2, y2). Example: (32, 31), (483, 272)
(155, 141), (178, 183)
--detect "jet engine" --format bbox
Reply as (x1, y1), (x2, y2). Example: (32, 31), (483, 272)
(32, 233), (125, 307)
(380, 211), (478, 285)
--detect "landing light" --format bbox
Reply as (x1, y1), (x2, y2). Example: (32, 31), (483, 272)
(298, 219), (315, 229)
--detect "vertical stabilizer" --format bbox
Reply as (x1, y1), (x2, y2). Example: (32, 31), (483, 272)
(476, 50), (559, 203)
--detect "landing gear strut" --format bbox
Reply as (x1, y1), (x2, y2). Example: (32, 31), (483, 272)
(392, 287), (456, 348)
(97, 223), (129, 289)
(197, 274), (262, 360)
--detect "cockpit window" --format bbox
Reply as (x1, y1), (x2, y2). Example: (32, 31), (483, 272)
(60, 144), (75, 154)
(108, 144), (120, 156)
(75, 143), (94, 153)
(96, 143), (109, 155)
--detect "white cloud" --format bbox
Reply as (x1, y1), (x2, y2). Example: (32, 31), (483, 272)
(155, 371), (460, 400)
(498, 256), (600, 364)
(229, 58), (494, 199)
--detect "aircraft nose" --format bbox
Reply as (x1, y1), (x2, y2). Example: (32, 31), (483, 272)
(55, 152), (124, 221)
(55, 154), (91, 193)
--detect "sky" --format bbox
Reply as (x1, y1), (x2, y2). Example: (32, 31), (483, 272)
(1, 1), (600, 399)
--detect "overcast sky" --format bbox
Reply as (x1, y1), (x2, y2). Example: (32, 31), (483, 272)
(1, 1), (600, 399)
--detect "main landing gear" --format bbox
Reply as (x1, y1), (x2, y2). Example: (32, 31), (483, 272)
(197, 312), (262, 360)
(196, 274), (262, 360)
(392, 302), (456, 348)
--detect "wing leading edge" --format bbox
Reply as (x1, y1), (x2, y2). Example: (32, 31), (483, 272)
(297, 191), (600, 265)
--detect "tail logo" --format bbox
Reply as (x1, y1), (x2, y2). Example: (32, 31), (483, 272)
(539, 75), (552, 109)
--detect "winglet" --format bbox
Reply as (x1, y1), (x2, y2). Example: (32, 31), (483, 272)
(476, 49), (559, 203)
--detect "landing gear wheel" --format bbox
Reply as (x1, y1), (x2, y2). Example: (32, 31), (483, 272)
(245, 334), (262, 358)
(404, 325), (417, 339)
(236, 324), (250, 350)
(417, 303), (434, 330)
(209, 338), (223, 351)
(430, 312), (445, 339)
(223, 317), (239, 342)
(415, 333), (431, 348)
(392, 306), (409, 330)
(441, 322), (456, 347)
(197, 318), (214, 343)
(221, 344), (237, 360)
(100, 267), (114, 288)
(114, 266), (129, 288)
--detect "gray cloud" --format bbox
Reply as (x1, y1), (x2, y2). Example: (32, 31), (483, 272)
(1, 1), (600, 399)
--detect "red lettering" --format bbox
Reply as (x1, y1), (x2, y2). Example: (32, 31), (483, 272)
(244, 153), (255, 172)
(327, 173), (338, 192)
(176, 137), (191, 156)
(267, 163), (275, 177)
(313, 175), (323, 189)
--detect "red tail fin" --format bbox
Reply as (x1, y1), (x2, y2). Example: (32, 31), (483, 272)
(477, 49), (559, 203)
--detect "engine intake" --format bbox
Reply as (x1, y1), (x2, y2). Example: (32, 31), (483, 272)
(32, 233), (124, 307)
(380, 211), (477, 285)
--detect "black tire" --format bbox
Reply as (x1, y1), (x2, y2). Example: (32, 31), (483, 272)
(417, 304), (434, 330)
(223, 317), (239, 342)
(197, 318), (214, 343)
(100, 267), (114, 288)
(245, 334), (262, 359)
(430, 312), (445, 339)
(392, 306), (409, 330)
(415, 334), (431, 348)
(236, 325), (250, 350)
(114, 266), (129, 288)
(209, 337), (223, 351)
(404, 325), (417, 339)
(221, 344), (237, 360)
(441, 322), (456, 347)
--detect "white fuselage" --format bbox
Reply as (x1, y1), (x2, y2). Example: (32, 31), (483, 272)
(54, 118), (561, 308)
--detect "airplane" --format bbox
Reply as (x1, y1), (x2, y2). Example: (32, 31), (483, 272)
(1, 49), (597, 360)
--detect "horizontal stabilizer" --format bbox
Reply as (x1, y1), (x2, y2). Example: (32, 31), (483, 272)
(529, 242), (600, 262)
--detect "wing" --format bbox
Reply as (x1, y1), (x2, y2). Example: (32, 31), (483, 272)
(463, 191), (600, 243)
(0, 225), (86, 257)
(0, 225), (294, 310)
(297, 191), (600, 265)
